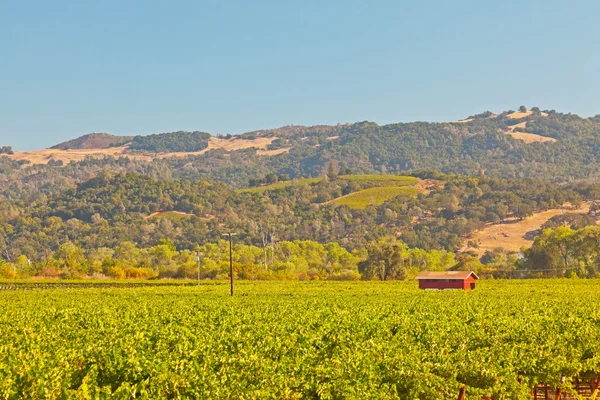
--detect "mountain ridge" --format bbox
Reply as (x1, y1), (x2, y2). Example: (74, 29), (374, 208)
(4, 107), (600, 190)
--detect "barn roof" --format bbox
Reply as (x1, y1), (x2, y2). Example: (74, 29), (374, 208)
(414, 271), (479, 280)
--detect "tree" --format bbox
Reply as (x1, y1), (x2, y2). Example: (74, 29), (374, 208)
(114, 242), (141, 268)
(545, 226), (575, 273)
(54, 242), (86, 274)
(358, 238), (407, 280)
(519, 105), (527, 113)
(265, 173), (278, 184)
(0, 146), (13, 155)
(149, 238), (177, 269)
(327, 162), (338, 180)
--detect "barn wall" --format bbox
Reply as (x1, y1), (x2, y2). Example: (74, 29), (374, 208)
(418, 279), (467, 290)
(463, 277), (476, 290)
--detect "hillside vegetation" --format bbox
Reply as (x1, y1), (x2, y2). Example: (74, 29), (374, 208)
(6, 107), (600, 189)
(331, 186), (420, 209)
(3, 107), (600, 279)
(2, 168), (600, 279)
(129, 131), (211, 153)
(51, 133), (133, 150)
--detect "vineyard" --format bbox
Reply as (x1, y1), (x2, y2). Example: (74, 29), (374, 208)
(331, 186), (420, 209)
(0, 280), (599, 399)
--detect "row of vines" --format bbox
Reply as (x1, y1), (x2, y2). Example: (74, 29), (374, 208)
(0, 280), (599, 399)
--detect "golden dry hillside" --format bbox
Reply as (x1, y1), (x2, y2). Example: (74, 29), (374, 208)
(462, 203), (592, 256)
(8, 136), (286, 166)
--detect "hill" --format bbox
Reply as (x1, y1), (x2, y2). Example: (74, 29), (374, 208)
(129, 131), (211, 153)
(51, 133), (133, 150)
(461, 203), (593, 255)
(330, 186), (420, 209)
(7, 106), (600, 189)
(1, 170), (598, 257)
(2, 168), (600, 279)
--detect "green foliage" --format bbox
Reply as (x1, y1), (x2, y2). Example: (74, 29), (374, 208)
(241, 174), (417, 193)
(0, 146), (13, 155)
(239, 177), (322, 193)
(0, 171), (594, 267)
(0, 280), (599, 398)
(359, 238), (408, 280)
(331, 186), (419, 209)
(521, 226), (600, 277)
(129, 131), (211, 153)
(541, 213), (597, 230)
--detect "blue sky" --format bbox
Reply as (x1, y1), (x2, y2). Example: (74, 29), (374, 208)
(1, 0), (599, 150)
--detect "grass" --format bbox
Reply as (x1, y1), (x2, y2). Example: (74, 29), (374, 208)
(237, 174), (418, 194)
(147, 211), (194, 220)
(339, 174), (418, 185)
(331, 186), (420, 209)
(237, 177), (322, 193)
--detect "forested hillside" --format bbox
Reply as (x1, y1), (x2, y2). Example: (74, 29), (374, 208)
(6, 107), (600, 192)
(3, 107), (600, 279)
(129, 131), (211, 152)
(51, 133), (133, 150)
(1, 169), (599, 279)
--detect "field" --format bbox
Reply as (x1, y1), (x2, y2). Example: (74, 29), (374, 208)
(146, 211), (195, 220)
(463, 204), (591, 256)
(0, 280), (598, 399)
(331, 186), (420, 209)
(238, 175), (419, 194)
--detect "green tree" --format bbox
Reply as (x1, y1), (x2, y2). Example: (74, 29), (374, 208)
(327, 162), (338, 181)
(54, 242), (86, 274)
(359, 238), (407, 280)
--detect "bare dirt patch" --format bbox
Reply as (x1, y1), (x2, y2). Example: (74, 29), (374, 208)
(462, 203), (591, 256)
(257, 147), (290, 156)
(9, 146), (152, 166)
(158, 137), (276, 158)
(413, 179), (442, 195)
(506, 110), (549, 119)
(502, 121), (557, 144)
(507, 110), (533, 119)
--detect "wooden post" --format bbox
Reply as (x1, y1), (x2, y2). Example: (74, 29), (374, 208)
(544, 384), (548, 400)
(457, 387), (465, 400)
(591, 373), (600, 400)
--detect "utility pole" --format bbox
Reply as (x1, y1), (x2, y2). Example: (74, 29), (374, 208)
(222, 233), (237, 296)
(196, 251), (203, 286)
(262, 232), (268, 271)
(270, 231), (275, 268)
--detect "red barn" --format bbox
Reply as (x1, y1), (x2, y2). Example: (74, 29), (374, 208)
(415, 271), (479, 290)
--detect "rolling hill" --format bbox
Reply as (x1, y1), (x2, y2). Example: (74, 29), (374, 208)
(5, 107), (600, 190)
(51, 133), (133, 150)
